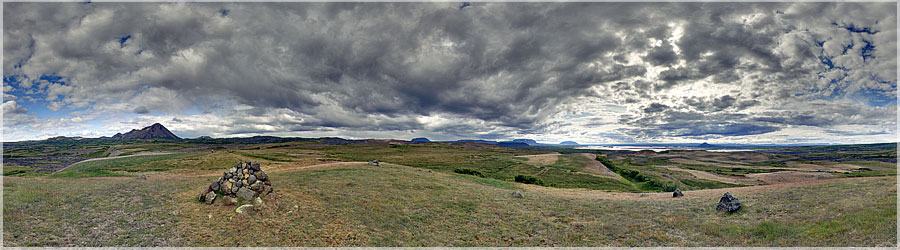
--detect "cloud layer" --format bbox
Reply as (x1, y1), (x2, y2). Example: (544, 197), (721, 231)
(3, 2), (897, 144)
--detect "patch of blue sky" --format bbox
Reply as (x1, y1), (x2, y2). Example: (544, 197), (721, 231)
(841, 40), (853, 55)
(119, 35), (131, 48)
(818, 55), (835, 70)
(853, 90), (895, 107)
(39, 74), (64, 83)
(832, 22), (878, 35)
(4, 74), (91, 118)
(563, 112), (592, 119)
(860, 39), (875, 61)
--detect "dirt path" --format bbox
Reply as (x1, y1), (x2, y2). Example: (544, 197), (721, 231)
(576, 153), (622, 180)
(52, 152), (173, 174)
(518, 153), (561, 166)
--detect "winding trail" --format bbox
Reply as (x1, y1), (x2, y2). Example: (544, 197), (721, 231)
(52, 152), (173, 174)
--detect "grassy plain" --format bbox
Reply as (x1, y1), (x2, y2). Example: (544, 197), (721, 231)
(4, 164), (896, 246)
(2, 140), (897, 246)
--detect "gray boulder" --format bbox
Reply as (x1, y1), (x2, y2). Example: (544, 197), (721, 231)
(673, 189), (684, 197)
(511, 191), (524, 198)
(210, 181), (220, 191)
(236, 187), (257, 200)
(248, 175), (257, 184)
(204, 192), (217, 205)
(368, 160), (380, 166)
(137, 174), (147, 180)
(250, 181), (262, 191)
(250, 161), (261, 171)
(716, 192), (741, 212)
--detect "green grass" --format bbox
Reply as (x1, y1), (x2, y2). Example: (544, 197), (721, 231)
(319, 144), (638, 192)
(4, 163), (896, 246)
(232, 150), (295, 162)
(842, 161), (897, 169)
(3, 178), (181, 246)
(677, 163), (790, 176)
(836, 168), (896, 178)
(679, 178), (746, 190)
(51, 153), (205, 178)
(2, 164), (51, 177)
(542, 154), (587, 171)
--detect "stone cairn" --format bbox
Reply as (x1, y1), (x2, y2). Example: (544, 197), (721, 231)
(199, 161), (273, 206)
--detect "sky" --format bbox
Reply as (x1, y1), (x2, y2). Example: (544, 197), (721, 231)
(2, 2), (897, 144)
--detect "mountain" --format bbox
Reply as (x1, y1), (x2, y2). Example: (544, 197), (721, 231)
(496, 141), (530, 148)
(411, 137), (431, 143)
(697, 142), (715, 148)
(559, 141), (579, 145)
(512, 139), (538, 145)
(451, 139), (498, 144)
(111, 123), (181, 141)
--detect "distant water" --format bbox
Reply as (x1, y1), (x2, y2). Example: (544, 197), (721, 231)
(575, 145), (755, 153)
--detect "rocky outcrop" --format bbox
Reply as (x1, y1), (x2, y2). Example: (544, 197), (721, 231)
(199, 161), (273, 206)
(716, 192), (741, 212)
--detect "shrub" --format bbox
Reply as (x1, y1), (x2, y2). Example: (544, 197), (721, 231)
(453, 168), (485, 177)
(514, 175), (545, 185)
(596, 155), (615, 168)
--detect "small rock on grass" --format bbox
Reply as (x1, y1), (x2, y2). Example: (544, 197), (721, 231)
(511, 191), (524, 198)
(673, 189), (684, 197)
(236, 204), (255, 214)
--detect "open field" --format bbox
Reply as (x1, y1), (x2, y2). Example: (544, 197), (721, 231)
(2, 140), (897, 246)
(4, 163), (896, 246)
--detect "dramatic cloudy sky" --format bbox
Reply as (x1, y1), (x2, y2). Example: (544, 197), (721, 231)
(2, 2), (897, 144)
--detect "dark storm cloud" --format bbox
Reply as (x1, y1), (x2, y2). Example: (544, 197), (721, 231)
(3, 2), (896, 142)
(133, 106), (150, 114)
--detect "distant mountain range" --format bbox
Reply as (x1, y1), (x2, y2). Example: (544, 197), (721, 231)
(110, 123), (181, 141)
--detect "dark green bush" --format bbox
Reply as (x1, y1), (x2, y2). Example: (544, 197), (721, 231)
(514, 174), (545, 185)
(453, 168), (485, 177)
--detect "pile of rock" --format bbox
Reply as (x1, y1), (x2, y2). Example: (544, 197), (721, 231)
(199, 161), (274, 205)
